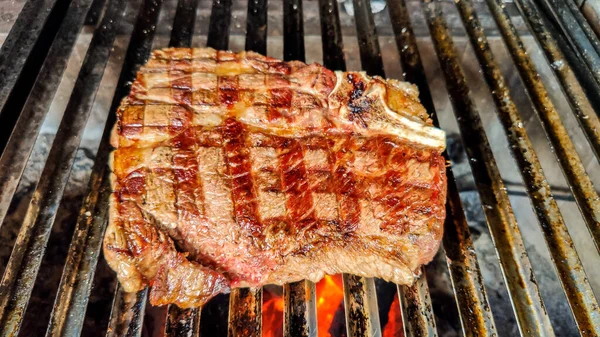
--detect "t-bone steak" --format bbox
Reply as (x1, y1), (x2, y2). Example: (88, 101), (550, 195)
(104, 48), (447, 308)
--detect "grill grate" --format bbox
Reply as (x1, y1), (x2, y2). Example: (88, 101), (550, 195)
(0, 0), (599, 336)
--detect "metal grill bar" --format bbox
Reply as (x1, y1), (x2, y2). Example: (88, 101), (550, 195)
(284, 0), (305, 62)
(0, 0), (95, 230)
(246, 0), (267, 55)
(517, 0), (600, 162)
(387, 1), (497, 335)
(318, 0), (346, 72)
(106, 287), (148, 337)
(398, 275), (437, 337)
(166, 306), (201, 337)
(0, 0), (104, 335)
(208, 0), (265, 333)
(421, 1), (555, 335)
(284, 281), (317, 337)
(0, 0), (61, 120)
(0, 0), (54, 69)
(537, 0), (600, 87)
(560, 0), (600, 60)
(207, 0), (232, 51)
(170, 0), (199, 48)
(486, 0), (600, 254)
(85, 0), (109, 25)
(343, 274), (381, 337)
(0, 1), (74, 158)
(248, 0), (268, 54)
(442, 181), (499, 336)
(534, 3), (600, 132)
(228, 288), (263, 337)
(454, 0), (600, 333)
(351, 0), (383, 77)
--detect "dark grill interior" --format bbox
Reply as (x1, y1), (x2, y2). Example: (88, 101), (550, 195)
(0, 0), (599, 336)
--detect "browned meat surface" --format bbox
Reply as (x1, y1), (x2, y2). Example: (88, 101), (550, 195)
(104, 48), (447, 308)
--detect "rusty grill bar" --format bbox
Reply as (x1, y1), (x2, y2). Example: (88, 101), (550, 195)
(0, 0), (598, 336)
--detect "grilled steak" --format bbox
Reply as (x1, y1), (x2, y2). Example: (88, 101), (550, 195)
(104, 48), (447, 308)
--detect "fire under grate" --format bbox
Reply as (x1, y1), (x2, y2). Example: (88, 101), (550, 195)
(0, 0), (599, 336)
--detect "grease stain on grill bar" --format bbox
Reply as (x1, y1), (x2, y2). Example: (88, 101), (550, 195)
(106, 287), (148, 337)
(165, 306), (200, 337)
(454, 0), (600, 334)
(228, 288), (263, 337)
(421, 1), (555, 336)
(457, 0), (600, 334)
(485, 0), (600, 255)
(514, 0), (600, 161)
(537, 0), (600, 87)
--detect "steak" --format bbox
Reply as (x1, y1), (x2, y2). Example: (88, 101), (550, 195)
(104, 48), (447, 308)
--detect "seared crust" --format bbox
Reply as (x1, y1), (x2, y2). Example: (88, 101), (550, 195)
(104, 48), (447, 308)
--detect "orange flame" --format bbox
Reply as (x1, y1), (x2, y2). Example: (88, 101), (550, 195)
(262, 275), (345, 337)
(261, 277), (404, 337)
(316, 275), (345, 337)
(383, 294), (403, 337)
(262, 288), (284, 337)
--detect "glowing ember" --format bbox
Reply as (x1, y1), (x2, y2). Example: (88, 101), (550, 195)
(316, 275), (345, 337)
(260, 277), (406, 337)
(261, 277), (404, 336)
(261, 275), (345, 337)
(262, 288), (284, 337)
(383, 295), (403, 337)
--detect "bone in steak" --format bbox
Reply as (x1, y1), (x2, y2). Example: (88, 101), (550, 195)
(104, 48), (447, 308)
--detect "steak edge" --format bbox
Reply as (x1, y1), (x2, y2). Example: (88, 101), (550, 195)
(103, 48), (447, 308)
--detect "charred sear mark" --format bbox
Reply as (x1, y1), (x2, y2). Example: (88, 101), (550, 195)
(346, 74), (370, 128)
(222, 118), (262, 237)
